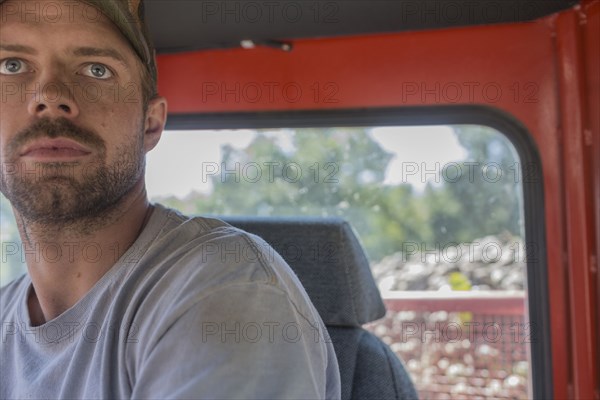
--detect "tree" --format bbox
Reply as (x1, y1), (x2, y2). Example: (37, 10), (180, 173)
(158, 125), (523, 263)
(161, 127), (428, 261)
(424, 126), (522, 245)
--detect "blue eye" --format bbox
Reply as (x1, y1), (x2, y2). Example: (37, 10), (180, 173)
(0, 59), (26, 75)
(84, 63), (113, 79)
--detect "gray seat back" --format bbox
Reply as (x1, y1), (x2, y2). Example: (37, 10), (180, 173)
(223, 216), (418, 399)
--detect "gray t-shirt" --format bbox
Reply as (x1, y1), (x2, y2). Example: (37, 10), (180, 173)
(0, 204), (341, 399)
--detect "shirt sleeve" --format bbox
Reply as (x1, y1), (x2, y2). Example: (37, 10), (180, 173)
(129, 281), (334, 400)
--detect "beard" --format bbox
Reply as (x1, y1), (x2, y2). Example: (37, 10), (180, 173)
(0, 117), (145, 228)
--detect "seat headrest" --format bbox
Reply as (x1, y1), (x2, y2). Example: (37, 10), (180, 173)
(222, 217), (386, 327)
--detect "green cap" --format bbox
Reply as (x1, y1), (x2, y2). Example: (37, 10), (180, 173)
(0, 0), (157, 88)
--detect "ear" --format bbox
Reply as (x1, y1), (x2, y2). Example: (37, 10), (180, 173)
(143, 96), (167, 153)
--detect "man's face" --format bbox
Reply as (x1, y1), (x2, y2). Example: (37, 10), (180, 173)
(0, 0), (157, 225)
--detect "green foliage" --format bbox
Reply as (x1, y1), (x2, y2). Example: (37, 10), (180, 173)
(426, 126), (523, 245)
(157, 125), (523, 263)
(162, 127), (426, 260)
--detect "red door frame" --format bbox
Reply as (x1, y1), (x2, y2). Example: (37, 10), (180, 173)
(157, 2), (600, 398)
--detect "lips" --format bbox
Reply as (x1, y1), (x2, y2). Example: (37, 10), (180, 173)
(20, 138), (92, 160)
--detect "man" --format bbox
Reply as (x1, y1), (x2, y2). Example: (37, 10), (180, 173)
(0, 0), (340, 398)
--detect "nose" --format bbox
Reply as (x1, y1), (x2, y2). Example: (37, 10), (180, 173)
(27, 75), (80, 119)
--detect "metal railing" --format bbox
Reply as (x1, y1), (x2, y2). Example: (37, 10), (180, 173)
(366, 291), (531, 400)
(381, 290), (525, 315)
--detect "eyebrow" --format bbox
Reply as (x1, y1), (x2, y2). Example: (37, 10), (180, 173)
(72, 47), (129, 66)
(0, 44), (37, 55)
(0, 44), (130, 68)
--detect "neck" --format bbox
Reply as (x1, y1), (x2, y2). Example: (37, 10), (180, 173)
(16, 181), (154, 326)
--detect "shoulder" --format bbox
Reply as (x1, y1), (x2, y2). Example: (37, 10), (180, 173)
(145, 204), (284, 286)
(128, 204), (318, 325)
(121, 206), (338, 397)
(146, 204), (303, 285)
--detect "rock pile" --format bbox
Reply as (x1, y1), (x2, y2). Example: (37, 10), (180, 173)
(371, 235), (526, 291)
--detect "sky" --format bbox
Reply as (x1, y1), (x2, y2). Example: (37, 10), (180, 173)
(145, 126), (468, 199)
